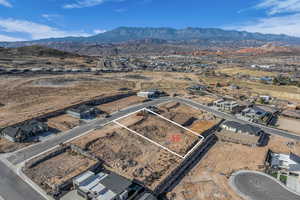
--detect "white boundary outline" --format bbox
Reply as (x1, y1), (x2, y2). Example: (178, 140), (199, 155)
(113, 108), (205, 159)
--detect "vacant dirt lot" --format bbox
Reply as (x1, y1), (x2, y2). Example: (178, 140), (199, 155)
(97, 96), (146, 114)
(0, 74), (135, 127)
(0, 138), (33, 153)
(117, 110), (200, 157)
(216, 67), (276, 77)
(168, 135), (300, 200)
(277, 117), (300, 134)
(47, 114), (80, 132)
(158, 102), (220, 134)
(70, 122), (182, 190)
(24, 148), (97, 193)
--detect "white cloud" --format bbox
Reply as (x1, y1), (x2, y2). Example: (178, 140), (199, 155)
(256, 0), (300, 15)
(0, 18), (91, 40)
(63, 0), (124, 9)
(226, 13), (300, 37)
(0, 34), (24, 42)
(42, 14), (61, 21)
(93, 29), (106, 34)
(0, 0), (12, 7)
(63, 0), (105, 9)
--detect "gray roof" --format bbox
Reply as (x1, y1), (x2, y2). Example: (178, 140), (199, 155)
(223, 121), (262, 135)
(138, 193), (157, 200)
(290, 153), (300, 164)
(100, 172), (132, 195)
(223, 121), (242, 129)
(289, 164), (300, 172)
(2, 127), (19, 138)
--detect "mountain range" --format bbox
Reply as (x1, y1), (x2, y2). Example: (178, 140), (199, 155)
(1, 27), (300, 55)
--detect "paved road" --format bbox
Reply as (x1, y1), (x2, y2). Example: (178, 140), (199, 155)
(175, 97), (300, 141)
(0, 160), (44, 200)
(229, 170), (300, 200)
(6, 98), (168, 165)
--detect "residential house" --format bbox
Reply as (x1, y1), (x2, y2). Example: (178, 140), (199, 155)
(73, 171), (133, 200)
(137, 89), (165, 99)
(239, 105), (271, 123)
(269, 152), (300, 193)
(213, 99), (241, 113)
(67, 105), (102, 119)
(187, 84), (207, 92)
(221, 121), (268, 146)
(137, 193), (157, 200)
(221, 121), (263, 136)
(1, 120), (48, 142)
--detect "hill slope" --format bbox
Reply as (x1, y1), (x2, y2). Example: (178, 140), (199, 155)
(1, 27), (300, 46)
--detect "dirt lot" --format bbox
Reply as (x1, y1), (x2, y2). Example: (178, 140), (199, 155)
(97, 96), (146, 114)
(216, 67), (276, 77)
(168, 135), (300, 200)
(277, 117), (300, 134)
(70, 122), (182, 190)
(0, 71), (200, 128)
(47, 114), (80, 132)
(158, 102), (221, 134)
(0, 138), (33, 153)
(24, 148), (97, 193)
(0, 74), (135, 127)
(117, 110), (200, 157)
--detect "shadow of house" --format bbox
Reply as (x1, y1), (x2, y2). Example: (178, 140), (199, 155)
(1, 120), (48, 142)
(67, 105), (102, 120)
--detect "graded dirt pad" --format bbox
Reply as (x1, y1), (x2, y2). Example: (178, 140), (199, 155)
(70, 123), (182, 189)
(0, 138), (32, 153)
(0, 74), (135, 127)
(167, 135), (300, 200)
(158, 102), (220, 134)
(117, 110), (201, 157)
(97, 96), (146, 114)
(24, 149), (97, 193)
(47, 114), (80, 132)
(277, 117), (300, 135)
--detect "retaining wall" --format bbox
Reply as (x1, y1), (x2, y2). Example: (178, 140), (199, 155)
(154, 134), (218, 196)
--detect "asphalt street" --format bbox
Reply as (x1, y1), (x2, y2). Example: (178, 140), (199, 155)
(0, 160), (44, 200)
(230, 171), (300, 200)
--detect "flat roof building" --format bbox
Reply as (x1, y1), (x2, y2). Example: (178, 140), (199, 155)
(73, 171), (132, 200)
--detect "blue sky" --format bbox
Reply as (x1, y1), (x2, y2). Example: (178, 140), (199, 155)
(0, 0), (300, 41)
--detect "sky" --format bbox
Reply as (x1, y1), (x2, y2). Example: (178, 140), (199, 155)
(0, 0), (300, 41)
